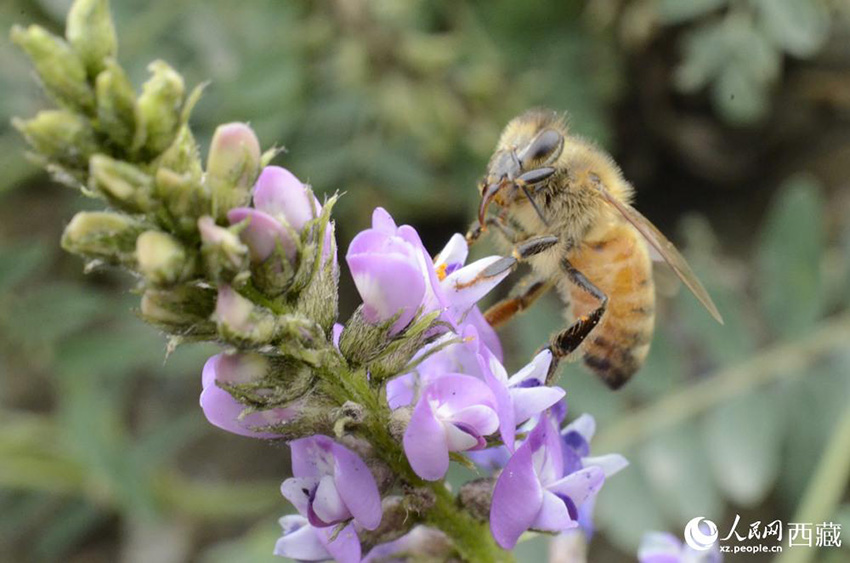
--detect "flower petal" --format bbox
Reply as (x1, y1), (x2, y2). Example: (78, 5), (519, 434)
(280, 476), (319, 516)
(465, 306), (503, 361)
(289, 435), (336, 479)
(583, 453), (629, 478)
(511, 386), (565, 426)
(311, 474), (350, 526)
(530, 489), (575, 532)
(482, 357), (516, 452)
(433, 233), (468, 272)
(370, 207), (397, 234)
(274, 515), (331, 561)
(404, 397), (449, 480)
(386, 373), (417, 410)
(347, 252), (425, 331)
(253, 166), (316, 231)
(442, 255), (511, 314)
(565, 413), (596, 443)
(444, 421), (482, 452)
(449, 404), (499, 437)
(316, 522), (362, 563)
(426, 374), (496, 412)
(637, 532), (683, 563)
(331, 441), (383, 530)
(546, 466), (606, 510)
(507, 349), (552, 388)
(227, 207), (295, 262)
(489, 437), (544, 549)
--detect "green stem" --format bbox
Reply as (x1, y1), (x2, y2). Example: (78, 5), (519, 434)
(320, 360), (513, 563)
(596, 314), (850, 452)
(775, 400), (850, 563)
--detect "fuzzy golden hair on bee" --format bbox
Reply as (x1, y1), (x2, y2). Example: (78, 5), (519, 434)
(469, 108), (723, 390)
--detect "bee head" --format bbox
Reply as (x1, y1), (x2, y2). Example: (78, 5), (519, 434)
(479, 122), (564, 225)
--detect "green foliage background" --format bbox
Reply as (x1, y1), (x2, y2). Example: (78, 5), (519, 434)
(2, 0), (850, 562)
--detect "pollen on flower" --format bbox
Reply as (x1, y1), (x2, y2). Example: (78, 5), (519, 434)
(436, 262), (448, 281)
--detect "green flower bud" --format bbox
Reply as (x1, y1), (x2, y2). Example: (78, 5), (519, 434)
(13, 110), (96, 170)
(135, 230), (194, 285)
(206, 122), (260, 220)
(214, 285), (277, 345)
(139, 285), (216, 336)
(198, 216), (249, 283)
(158, 125), (202, 179)
(135, 60), (185, 156)
(10, 25), (95, 113)
(61, 211), (144, 265)
(95, 60), (136, 148)
(89, 154), (154, 212)
(155, 167), (211, 236)
(66, 0), (117, 77)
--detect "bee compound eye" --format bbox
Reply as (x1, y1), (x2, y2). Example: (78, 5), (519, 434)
(520, 129), (563, 167)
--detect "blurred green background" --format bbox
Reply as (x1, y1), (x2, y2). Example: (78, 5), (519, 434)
(2, 0), (850, 562)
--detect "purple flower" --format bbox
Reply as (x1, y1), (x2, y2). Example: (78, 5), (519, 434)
(386, 323), (493, 410)
(346, 208), (428, 333)
(346, 210), (511, 336)
(489, 415), (605, 549)
(362, 526), (449, 562)
(274, 514), (360, 563)
(200, 353), (295, 438)
(560, 413), (628, 480)
(403, 374), (499, 480)
(228, 166), (324, 264)
(423, 233), (511, 328)
(280, 435), (382, 530)
(483, 349), (565, 451)
(638, 531), (722, 563)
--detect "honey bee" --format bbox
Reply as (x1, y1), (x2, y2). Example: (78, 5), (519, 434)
(468, 108), (723, 389)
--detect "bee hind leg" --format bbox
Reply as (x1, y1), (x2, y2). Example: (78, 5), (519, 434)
(545, 257), (608, 384)
(484, 275), (555, 328)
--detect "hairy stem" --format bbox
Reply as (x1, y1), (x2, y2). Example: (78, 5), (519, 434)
(318, 360), (513, 563)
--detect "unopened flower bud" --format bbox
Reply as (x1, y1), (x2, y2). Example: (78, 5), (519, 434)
(206, 122), (260, 220)
(155, 167), (210, 236)
(214, 285), (277, 345)
(198, 216), (249, 283)
(66, 0), (117, 77)
(95, 59), (136, 147)
(89, 154), (154, 212)
(139, 285), (216, 335)
(135, 230), (194, 286)
(136, 60), (185, 156)
(61, 211), (143, 265)
(158, 125), (203, 178)
(458, 477), (496, 521)
(13, 110), (96, 170)
(10, 24), (94, 113)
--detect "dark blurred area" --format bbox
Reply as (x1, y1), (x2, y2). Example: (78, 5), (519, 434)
(2, 1), (850, 562)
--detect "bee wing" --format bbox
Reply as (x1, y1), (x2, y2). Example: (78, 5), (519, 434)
(595, 182), (724, 324)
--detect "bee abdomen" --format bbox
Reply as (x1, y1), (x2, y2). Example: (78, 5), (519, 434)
(564, 223), (656, 389)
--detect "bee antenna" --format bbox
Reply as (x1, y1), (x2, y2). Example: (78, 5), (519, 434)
(520, 185), (550, 227)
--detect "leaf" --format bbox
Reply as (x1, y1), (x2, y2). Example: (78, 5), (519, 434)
(7, 282), (105, 346)
(755, 0), (829, 58)
(702, 390), (783, 506)
(639, 423), (723, 525)
(657, 0), (727, 25)
(0, 242), (48, 294)
(595, 457), (669, 552)
(712, 60), (770, 124)
(776, 356), (850, 513)
(756, 175), (826, 340)
(674, 21), (730, 93)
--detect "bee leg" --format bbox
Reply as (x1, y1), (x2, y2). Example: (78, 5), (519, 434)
(545, 258), (608, 384)
(465, 215), (527, 246)
(484, 276), (555, 328)
(477, 235), (560, 279)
